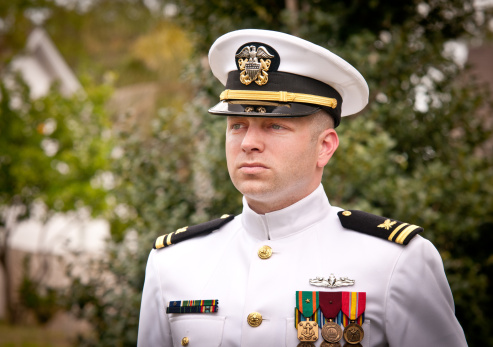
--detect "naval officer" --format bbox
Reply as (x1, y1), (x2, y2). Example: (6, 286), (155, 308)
(137, 29), (467, 347)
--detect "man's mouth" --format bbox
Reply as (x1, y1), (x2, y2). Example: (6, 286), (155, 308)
(239, 162), (268, 174)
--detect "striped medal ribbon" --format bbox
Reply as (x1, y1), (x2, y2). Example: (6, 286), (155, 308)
(319, 292), (343, 344)
(295, 291), (320, 343)
(341, 292), (366, 344)
(294, 308), (319, 327)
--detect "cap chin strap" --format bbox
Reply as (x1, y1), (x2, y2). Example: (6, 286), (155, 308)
(219, 89), (338, 109)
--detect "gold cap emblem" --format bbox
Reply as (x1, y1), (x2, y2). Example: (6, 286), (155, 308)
(236, 45), (274, 86)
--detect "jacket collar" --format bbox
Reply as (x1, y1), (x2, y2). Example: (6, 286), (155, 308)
(241, 184), (332, 241)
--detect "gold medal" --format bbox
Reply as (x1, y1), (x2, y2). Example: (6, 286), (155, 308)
(321, 342), (341, 347)
(321, 319), (343, 343)
(297, 342), (316, 347)
(297, 320), (319, 342)
(341, 292), (366, 344)
(343, 322), (364, 344)
(296, 291), (320, 342)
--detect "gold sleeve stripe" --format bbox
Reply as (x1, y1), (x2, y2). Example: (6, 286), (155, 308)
(396, 225), (420, 244)
(175, 226), (188, 234)
(219, 89), (338, 109)
(155, 235), (165, 249)
(388, 223), (408, 241)
(166, 232), (174, 246)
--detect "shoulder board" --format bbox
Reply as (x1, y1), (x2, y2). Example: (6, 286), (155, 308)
(153, 214), (235, 250)
(337, 210), (423, 245)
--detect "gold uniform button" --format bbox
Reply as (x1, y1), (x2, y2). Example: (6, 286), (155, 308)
(181, 337), (189, 346)
(342, 211), (352, 216)
(247, 312), (263, 327)
(258, 245), (273, 259)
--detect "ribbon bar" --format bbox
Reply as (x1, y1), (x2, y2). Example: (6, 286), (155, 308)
(166, 299), (219, 314)
(166, 305), (218, 314)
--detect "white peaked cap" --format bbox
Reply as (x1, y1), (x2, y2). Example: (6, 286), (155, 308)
(208, 29), (369, 121)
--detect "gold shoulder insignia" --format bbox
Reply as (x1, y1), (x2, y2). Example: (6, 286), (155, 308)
(153, 214), (235, 250)
(337, 210), (423, 245)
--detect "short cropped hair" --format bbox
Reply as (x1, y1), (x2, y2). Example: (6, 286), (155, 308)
(310, 109), (335, 140)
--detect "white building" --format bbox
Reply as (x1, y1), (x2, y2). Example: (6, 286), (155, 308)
(10, 27), (82, 98)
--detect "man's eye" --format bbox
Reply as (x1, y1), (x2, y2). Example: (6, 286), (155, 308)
(271, 124), (283, 130)
(232, 124), (243, 130)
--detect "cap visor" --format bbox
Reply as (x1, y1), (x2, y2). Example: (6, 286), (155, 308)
(208, 100), (320, 117)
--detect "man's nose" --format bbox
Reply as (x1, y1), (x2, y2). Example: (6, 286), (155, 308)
(241, 125), (265, 152)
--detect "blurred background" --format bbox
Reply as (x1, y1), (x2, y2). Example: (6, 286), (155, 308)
(1, 0), (493, 346)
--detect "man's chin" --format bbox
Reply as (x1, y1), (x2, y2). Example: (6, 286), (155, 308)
(234, 181), (276, 200)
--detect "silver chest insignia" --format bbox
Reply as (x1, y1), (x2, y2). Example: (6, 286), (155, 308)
(309, 274), (355, 288)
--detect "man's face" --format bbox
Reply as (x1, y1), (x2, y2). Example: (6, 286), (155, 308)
(225, 115), (330, 213)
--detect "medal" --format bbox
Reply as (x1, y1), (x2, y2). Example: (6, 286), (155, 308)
(296, 291), (319, 343)
(319, 292), (343, 343)
(343, 323), (364, 345)
(322, 321), (343, 343)
(321, 342), (341, 347)
(298, 321), (319, 343)
(341, 292), (366, 345)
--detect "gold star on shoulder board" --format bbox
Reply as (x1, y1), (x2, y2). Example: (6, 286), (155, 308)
(378, 219), (397, 230)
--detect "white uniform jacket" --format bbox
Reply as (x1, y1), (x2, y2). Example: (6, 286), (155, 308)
(138, 185), (467, 347)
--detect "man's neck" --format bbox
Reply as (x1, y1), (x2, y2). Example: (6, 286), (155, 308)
(244, 184), (321, 215)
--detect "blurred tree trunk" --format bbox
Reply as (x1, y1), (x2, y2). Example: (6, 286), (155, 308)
(285, 0), (299, 36)
(0, 211), (19, 324)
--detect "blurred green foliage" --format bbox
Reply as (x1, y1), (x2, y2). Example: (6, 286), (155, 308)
(2, 0), (493, 346)
(0, 72), (113, 323)
(0, 76), (113, 214)
(0, 0), (114, 317)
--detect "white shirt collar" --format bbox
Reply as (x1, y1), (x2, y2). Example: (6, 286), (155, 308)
(241, 184), (332, 241)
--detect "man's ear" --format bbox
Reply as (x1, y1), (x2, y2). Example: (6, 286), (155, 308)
(317, 129), (339, 168)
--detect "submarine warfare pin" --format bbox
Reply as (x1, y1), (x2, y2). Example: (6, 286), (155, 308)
(309, 274), (355, 289)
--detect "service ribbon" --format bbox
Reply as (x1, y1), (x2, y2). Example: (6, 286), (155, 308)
(182, 299), (217, 307)
(318, 292), (342, 327)
(166, 299), (219, 314)
(294, 307), (320, 328)
(296, 291), (319, 318)
(320, 292), (342, 319)
(167, 305), (218, 313)
(341, 292), (366, 327)
(342, 312), (364, 326)
(320, 310), (344, 326)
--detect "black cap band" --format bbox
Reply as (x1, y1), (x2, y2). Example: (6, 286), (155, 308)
(220, 71), (343, 126)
